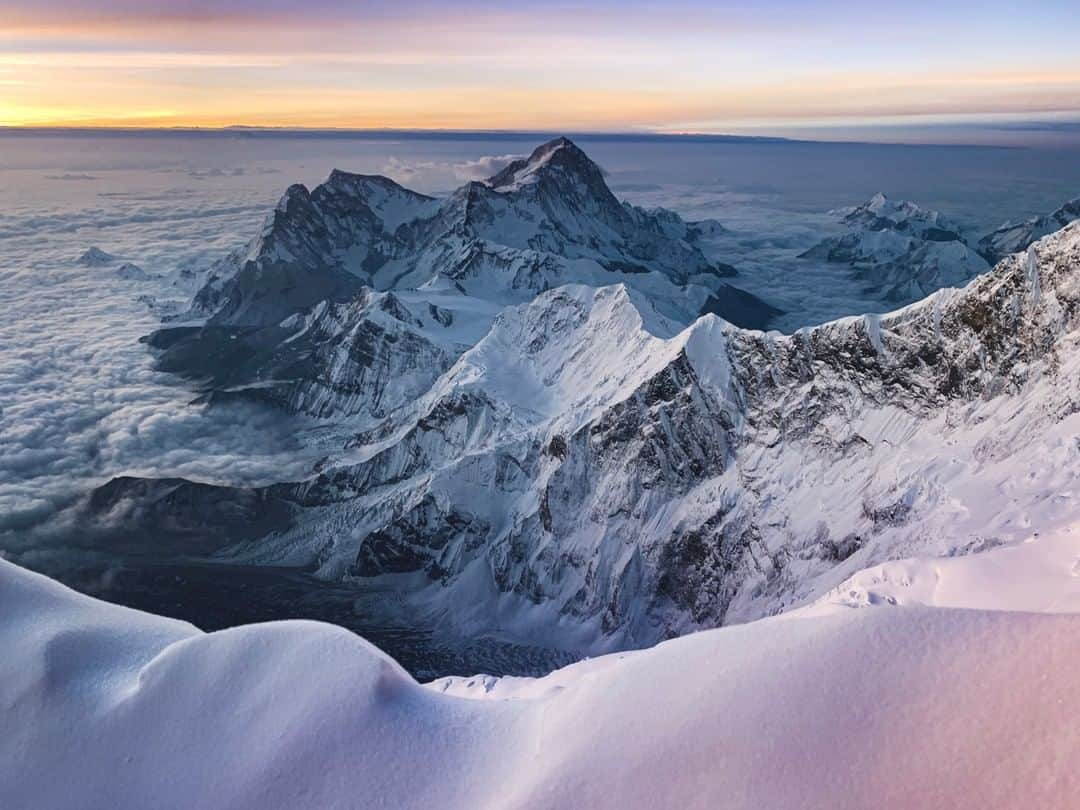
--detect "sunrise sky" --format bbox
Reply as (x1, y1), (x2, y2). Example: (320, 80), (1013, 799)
(2, 0), (1079, 134)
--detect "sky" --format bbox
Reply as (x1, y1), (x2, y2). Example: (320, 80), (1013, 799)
(1, 0), (1080, 136)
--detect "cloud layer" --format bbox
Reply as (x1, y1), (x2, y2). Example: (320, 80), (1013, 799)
(380, 154), (521, 190)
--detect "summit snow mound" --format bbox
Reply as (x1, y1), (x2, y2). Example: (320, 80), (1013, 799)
(1, 555), (1077, 810)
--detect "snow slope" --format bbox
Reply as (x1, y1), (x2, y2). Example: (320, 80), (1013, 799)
(1, 547), (1077, 810)
(805, 522), (1080, 616)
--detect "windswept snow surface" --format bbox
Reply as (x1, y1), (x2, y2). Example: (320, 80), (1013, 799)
(1, 542), (1078, 810)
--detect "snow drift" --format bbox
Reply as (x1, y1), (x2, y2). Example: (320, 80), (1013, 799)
(1, 526), (1078, 809)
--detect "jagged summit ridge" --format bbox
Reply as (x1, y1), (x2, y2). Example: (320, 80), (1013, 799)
(486, 136), (607, 193)
(178, 136), (767, 331)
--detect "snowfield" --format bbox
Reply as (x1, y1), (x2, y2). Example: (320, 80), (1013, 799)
(2, 526), (1078, 809)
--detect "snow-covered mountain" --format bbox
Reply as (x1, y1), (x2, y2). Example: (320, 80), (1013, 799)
(175, 137), (771, 331)
(148, 138), (777, 423)
(184, 172), (440, 326)
(79, 138), (1080, 660)
(7, 134), (1080, 808)
(977, 196), (1080, 264)
(801, 193), (989, 301)
(115, 199), (1080, 655)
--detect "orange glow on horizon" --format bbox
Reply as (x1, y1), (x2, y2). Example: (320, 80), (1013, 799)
(2, 5), (1079, 133)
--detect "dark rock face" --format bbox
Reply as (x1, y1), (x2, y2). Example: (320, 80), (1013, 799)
(84, 476), (297, 554)
(198, 176), (436, 328)
(148, 289), (454, 420)
(350, 495), (490, 579)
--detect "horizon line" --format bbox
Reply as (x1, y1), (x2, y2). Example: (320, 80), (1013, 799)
(0, 124), (1038, 151)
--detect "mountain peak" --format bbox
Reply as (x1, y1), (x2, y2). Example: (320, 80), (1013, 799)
(543, 135), (575, 149)
(324, 170), (419, 197)
(843, 192), (952, 233)
(486, 136), (602, 192)
(978, 200), (1080, 264)
(77, 246), (118, 267)
(275, 183), (312, 213)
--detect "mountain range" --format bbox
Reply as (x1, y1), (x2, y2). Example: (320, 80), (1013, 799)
(80, 138), (1080, 658)
(800, 192), (990, 301)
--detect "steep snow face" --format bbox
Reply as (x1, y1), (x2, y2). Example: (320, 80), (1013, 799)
(802, 193), (989, 301)
(1, 553), (1077, 810)
(803, 523), (1080, 616)
(977, 196), (1080, 265)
